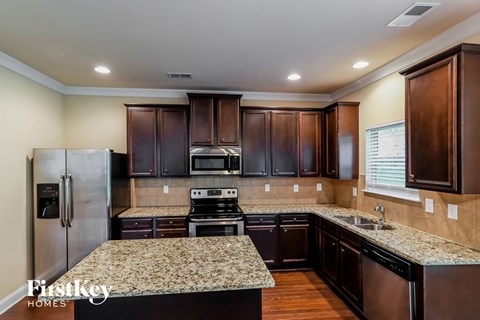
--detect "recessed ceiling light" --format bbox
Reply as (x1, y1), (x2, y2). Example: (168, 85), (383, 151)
(288, 73), (301, 81)
(353, 61), (369, 69)
(94, 66), (111, 74)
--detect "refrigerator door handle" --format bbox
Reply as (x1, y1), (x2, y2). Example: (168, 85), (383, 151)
(59, 174), (66, 227)
(66, 174), (73, 227)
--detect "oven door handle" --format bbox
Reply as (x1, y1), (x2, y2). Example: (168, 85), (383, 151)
(189, 217), (244, 222)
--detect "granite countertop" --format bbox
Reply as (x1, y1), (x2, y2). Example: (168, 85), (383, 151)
(241, 204), (480, 266)
(118, 206), (189, 218)
(44, 236), (275, 301)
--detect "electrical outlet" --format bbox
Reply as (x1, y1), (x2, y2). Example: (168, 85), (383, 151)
(316, 183), (323, 192)
(293, 184), (299, 192)
(163, 185), (169, 194)
(425, 199), (434, 213)
(448, 204), (458, 220)
(265, 184), (270, 192)
(352, 187), (357, 197)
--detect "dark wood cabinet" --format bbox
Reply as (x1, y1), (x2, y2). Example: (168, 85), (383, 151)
(271, 111), (298, 176)
(401, 43), (480, 194)
(339, 241), (362, 308)
(313, 218), (322, 272)
(120, 217), (187, 239)
(241, 110), (270, 176)
(299, 111), (321, 176)
(321, 230), (339, 284)
(245, 215), (278, 267)
(127, 107), (157, 177)
(188, 93), (241, 147)
(156, 217), (187, 238)
(322, 102), (359, 180)
(158, 108), (189, 177)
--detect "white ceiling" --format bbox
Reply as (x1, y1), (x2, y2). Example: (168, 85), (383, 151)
(1, 0), (480, 95)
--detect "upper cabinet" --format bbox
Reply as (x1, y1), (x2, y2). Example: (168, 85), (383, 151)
(126, 107), (157, 177)
(401, 43), (480, 194)
(188, 93), (241, 146)
(126, 104), (189, 178)
(271, 111), (298, 176)
(322, 102), (359, 180)
(299, 111), (321, 176)
(242, 110), (270, 176)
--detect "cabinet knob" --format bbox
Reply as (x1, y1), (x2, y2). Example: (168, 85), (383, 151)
(259, 218), (263, 222)
(409, 173), (415, 179)
(293, 218), (297, 222)
(284, 229), (288, 233)
(164, 169), (168, 173)
(134, 222), (139, 226)
(275, 169), (279, 173)
(303, 169), (307, 172)
(341, 248), (345, 253)
(331, 170), (335, 173)
(160, 233), (165, 238)
(269, 229), (273, 233)
(331, 242), (336, 246)
(261, 170), (266, 174)
(206, 138), (211, 142)
(169, 221), (173, 224)
(220, 138), (225, 142)
(149, 169), (153, 173)
(144, 234), (148, 238)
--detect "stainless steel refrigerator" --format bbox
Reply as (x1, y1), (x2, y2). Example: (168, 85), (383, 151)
(33, 149), (130, 284)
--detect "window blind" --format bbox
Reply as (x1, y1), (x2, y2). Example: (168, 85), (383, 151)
(365, 121), (419, 201)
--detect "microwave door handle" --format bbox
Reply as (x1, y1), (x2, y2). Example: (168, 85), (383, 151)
(227, 154), (231, 172)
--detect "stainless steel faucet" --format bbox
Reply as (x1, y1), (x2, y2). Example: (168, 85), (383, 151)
(374, 204), (385, 223)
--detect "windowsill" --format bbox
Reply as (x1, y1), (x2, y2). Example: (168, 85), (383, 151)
(362, 188), (421, 203)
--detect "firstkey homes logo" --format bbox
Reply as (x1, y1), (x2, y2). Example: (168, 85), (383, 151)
(27, 279), (113, 307)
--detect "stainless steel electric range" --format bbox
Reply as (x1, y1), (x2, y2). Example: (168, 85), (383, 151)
(188, 188), (244, 237)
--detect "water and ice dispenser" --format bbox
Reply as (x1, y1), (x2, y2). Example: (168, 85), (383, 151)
(37, 184), (60, 219)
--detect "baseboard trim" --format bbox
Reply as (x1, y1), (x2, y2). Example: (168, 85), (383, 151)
(0, 284), (27, 315)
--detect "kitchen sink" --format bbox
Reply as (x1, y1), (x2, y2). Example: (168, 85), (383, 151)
(334, 215), (376, 225)
(354, 224), (394, 231)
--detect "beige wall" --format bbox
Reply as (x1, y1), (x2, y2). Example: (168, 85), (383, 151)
(0, 67), (64, 301)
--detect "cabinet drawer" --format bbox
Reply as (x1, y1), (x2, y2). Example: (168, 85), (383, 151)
(121, 230), (152, 240)
(280, 214), (309, 224)
(156, 228), (187, 238)
(156, 217), (186, 228)
(246, 215), (277, 225)
(340, 228), (361, 249)
(121, 218), (153, 230)
(322, 219), (339, 236)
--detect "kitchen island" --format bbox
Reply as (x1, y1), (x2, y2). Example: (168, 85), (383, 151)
(43, 236), (275, 320)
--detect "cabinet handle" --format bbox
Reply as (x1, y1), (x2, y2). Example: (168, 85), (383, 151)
(284, 229), (288, 232)
(409, 173), (415, 179)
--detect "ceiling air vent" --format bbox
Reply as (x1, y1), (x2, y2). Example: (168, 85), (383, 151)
(387, 2), (441, 27)
(167, 72), (192, 79)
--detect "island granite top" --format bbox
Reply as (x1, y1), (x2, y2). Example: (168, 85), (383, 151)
(44, 236), (274, 301)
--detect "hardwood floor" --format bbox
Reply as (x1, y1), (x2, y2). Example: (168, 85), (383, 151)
(0, 271), (358, 320)
(263, 271), (359, 320)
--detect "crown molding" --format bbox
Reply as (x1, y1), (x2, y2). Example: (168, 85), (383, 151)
(330, 11), (480, 101)
(0, 51), (66, 93)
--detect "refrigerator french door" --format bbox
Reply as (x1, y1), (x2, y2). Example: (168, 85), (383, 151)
(33, 149), (129, 284)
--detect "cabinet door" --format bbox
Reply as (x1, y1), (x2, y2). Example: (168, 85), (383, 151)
(279, 224), (309, 264)
(190, 97), (214, 146)
(159, 108), (189, 176)
(321, 231), (339, 284)
(271, 111), (298, 176)
(217, 98), (240, 145)
(245, 225), (278, 266)
(339, 241), (362, 308)
(405, 56), (457, 192)
(127, 107), (157, 177)
(299, 111), (320, 176)
(314, 224), (322, 273)
(242, 110), (270, 176)
(323, 107), (338, 178)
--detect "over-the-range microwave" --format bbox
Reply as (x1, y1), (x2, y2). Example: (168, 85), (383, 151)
(189, 147), (241, 175)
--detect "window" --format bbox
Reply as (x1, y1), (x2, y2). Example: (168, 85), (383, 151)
(365, 121), (420, 202)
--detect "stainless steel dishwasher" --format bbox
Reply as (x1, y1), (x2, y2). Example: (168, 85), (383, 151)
(361, 241), (416, 320)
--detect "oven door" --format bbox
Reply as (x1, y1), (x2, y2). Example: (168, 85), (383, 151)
(189, 220), (244, 237)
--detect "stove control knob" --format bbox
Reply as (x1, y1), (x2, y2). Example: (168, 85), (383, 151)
(232, 190), (236, 194)
(227, 191), (231, 194)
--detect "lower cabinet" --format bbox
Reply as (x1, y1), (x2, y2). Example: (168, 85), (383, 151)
(245, 214), (311, 269)
(120, 217), (187, 240)
(318, 218), (363, 310)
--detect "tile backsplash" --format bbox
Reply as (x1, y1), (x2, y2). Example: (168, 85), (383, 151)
(133, 176), (334, 206)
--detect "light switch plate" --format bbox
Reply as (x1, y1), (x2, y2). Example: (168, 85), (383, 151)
(265, 184), (270, 192)
(293, 184), (299, 193)
(316, 183), (323, 192)
(448, 204), (458, 220)
(352, 187), (357, 197)
(425, 199), (434, 213)
(163, 185), (169, 194)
